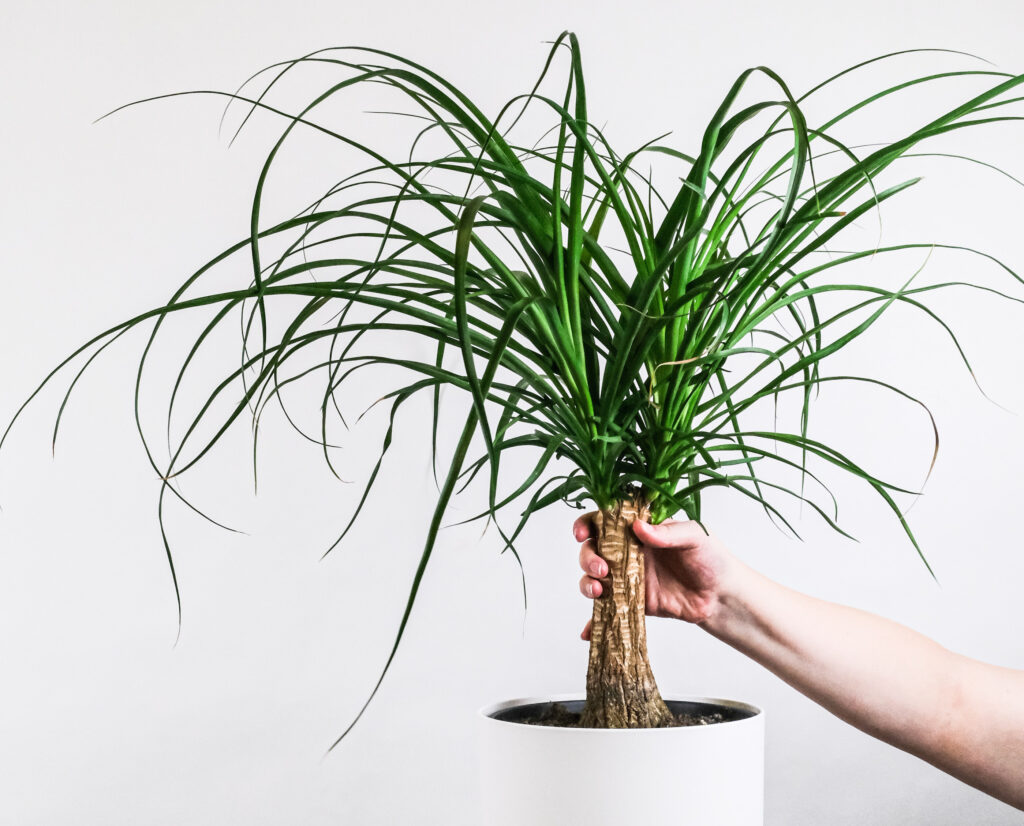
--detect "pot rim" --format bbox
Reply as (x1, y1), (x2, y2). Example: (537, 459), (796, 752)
(479, 693), (762, 729)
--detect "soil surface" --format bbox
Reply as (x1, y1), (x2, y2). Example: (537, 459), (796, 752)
(519, 701), (725, 728)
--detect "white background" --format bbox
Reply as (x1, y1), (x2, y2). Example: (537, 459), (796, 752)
(2, 1), (1024, 823)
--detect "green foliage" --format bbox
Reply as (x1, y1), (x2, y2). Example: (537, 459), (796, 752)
(4, 33), (1023, 739)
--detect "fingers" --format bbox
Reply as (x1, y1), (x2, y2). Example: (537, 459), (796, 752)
(578, 538), (605, 599)
(632, 518), (706, 549)
(578, 539), (607, 578)
(572, 511), (596, 542)
(575, 513), (600, 642)
(579, 574), (602, 599)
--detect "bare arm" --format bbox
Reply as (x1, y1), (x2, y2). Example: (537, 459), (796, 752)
(575, 516), (1024, 810)
(707, 561), (1024, 808)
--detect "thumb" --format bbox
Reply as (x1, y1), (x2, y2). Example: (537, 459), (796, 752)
(632, 518), (706, 549)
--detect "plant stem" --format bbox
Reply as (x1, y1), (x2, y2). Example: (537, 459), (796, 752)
(580, 495), (673, 728)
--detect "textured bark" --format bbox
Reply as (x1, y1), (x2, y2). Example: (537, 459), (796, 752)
(579, 496), (673, 728)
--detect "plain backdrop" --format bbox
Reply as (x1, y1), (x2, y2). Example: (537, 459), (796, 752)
(2, 1), (1024, 823)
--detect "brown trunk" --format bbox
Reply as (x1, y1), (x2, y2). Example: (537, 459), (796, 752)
(579, 496), (673, 728)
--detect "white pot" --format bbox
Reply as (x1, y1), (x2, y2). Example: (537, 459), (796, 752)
(478, 694), (764, 826)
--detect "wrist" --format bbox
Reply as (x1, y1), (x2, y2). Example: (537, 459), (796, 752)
(701, 558), (762, 640)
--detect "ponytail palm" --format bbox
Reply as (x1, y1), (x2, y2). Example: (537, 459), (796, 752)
(5, 33), (1023, 734)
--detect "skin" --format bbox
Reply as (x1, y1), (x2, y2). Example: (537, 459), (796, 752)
(574, 514), (1024, 811)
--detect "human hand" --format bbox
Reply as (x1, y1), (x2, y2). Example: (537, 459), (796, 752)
(574, 514), (738, 640)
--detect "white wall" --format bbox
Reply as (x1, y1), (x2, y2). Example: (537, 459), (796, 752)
(1, 1), (1023, 823)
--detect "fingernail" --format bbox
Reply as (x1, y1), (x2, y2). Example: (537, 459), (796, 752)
(586, 583), (594, 597)
(590, 561), (605, 576)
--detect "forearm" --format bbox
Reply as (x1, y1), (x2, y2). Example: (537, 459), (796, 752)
(703, 561), (1024, 809)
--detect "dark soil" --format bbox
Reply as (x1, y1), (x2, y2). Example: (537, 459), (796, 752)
(520, 701), (725, 728)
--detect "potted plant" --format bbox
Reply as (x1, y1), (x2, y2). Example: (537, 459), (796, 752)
(3, 32), (1022, 825)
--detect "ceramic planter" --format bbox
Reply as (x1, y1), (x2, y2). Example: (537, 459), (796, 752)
(478, 694), (764, 826)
